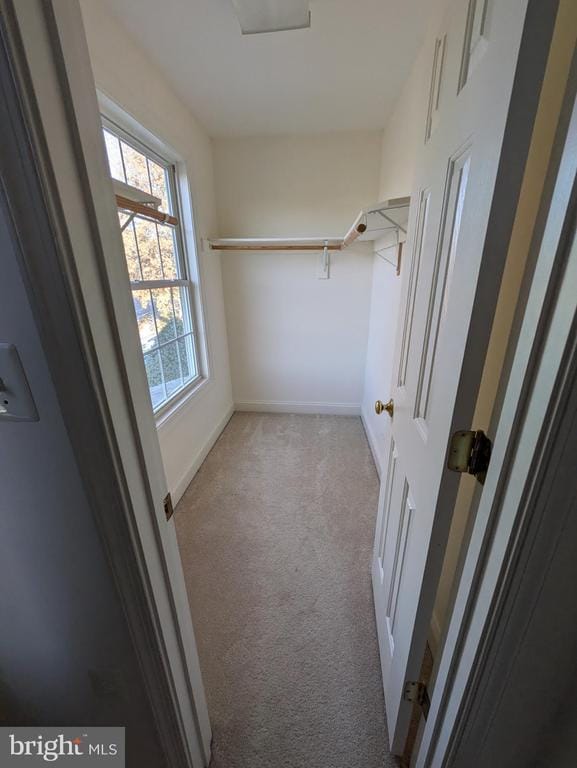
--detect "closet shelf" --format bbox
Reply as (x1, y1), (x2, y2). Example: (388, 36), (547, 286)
(207, 196), (410, 253)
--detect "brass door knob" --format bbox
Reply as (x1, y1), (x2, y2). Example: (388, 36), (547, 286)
(375, 399), (394, 417)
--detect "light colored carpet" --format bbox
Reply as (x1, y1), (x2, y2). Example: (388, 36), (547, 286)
(175, 413), (397, 768)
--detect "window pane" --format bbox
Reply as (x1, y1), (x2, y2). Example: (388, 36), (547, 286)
(103, 120), (200, 413)
(151, 287), (177, 343)
(143, 349), (165, 409)
(133, 290), (157, 352)
(178, 334), (197, 382)
(120, 140), (151, 193)
(157, 223), (178, 278)
(160, 340), (183, 396)
(134, 218), (164, 280)
(103, 130), (125, 181)
(148, 159), (170, 213)
(172, 287), (188, 334)
(122, 221), (142, 281)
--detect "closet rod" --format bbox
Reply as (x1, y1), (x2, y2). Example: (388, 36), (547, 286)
(209, 237), (343, 252)
(209, 222), (366, 251)
(214, 243), (343, 251)
(342, 212), (367, 247)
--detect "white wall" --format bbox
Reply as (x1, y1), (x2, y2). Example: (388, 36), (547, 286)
(361, 48), (430, 473)
(80, 0), (233, 502)
(213, 132), (382, 414)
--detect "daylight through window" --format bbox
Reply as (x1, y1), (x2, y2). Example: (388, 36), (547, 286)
(102, 121), (200, 411)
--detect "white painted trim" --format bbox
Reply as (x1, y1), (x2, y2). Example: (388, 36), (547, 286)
(234, 400), (361, 416)
(155, 376), (211, 430)
(360, 409), (383, 477)
(172, 405), (234, 505)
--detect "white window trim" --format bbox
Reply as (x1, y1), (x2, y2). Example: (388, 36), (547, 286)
(98, 93), (211, 423)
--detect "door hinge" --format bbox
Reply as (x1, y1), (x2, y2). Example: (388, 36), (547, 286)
(403, 681), (430, 719)
(447, 429), (492, 484)
(163, 492), (174, 521)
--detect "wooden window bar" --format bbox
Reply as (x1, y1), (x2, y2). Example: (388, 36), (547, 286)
(116, 194), (178, 227)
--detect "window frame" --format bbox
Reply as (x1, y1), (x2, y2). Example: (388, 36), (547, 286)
(102, 115), (205, 416)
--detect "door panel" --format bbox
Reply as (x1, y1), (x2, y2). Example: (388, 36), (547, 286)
(398, 188), (431, 389)
(459, 0), (492, 90)
(375, 438), (398, 579)
(425, 35), (447, 142)
(414, 144), (471, 426)
(386, 481), (414, 644)
(371, 0), (528, 753)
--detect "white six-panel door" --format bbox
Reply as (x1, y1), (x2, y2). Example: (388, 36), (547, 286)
(371, 0), (528, 753)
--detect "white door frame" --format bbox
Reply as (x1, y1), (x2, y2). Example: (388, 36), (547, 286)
(0, 2), (210, 766)
(416, 36), (577, 768)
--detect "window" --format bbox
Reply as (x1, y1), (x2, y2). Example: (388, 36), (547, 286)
(102, 120), (201, 412)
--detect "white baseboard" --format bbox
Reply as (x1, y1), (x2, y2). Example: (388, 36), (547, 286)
(172, 405), (234, 505)
(234, 400), (361, 416)
(361, 409), (383, 477)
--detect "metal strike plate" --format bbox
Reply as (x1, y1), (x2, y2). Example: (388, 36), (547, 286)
(163, 492), (175, 521)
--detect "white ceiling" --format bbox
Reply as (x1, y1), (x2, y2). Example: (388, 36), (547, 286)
(102, 0), (429, 137)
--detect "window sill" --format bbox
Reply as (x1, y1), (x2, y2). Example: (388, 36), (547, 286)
(154, 375), (210, 430)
